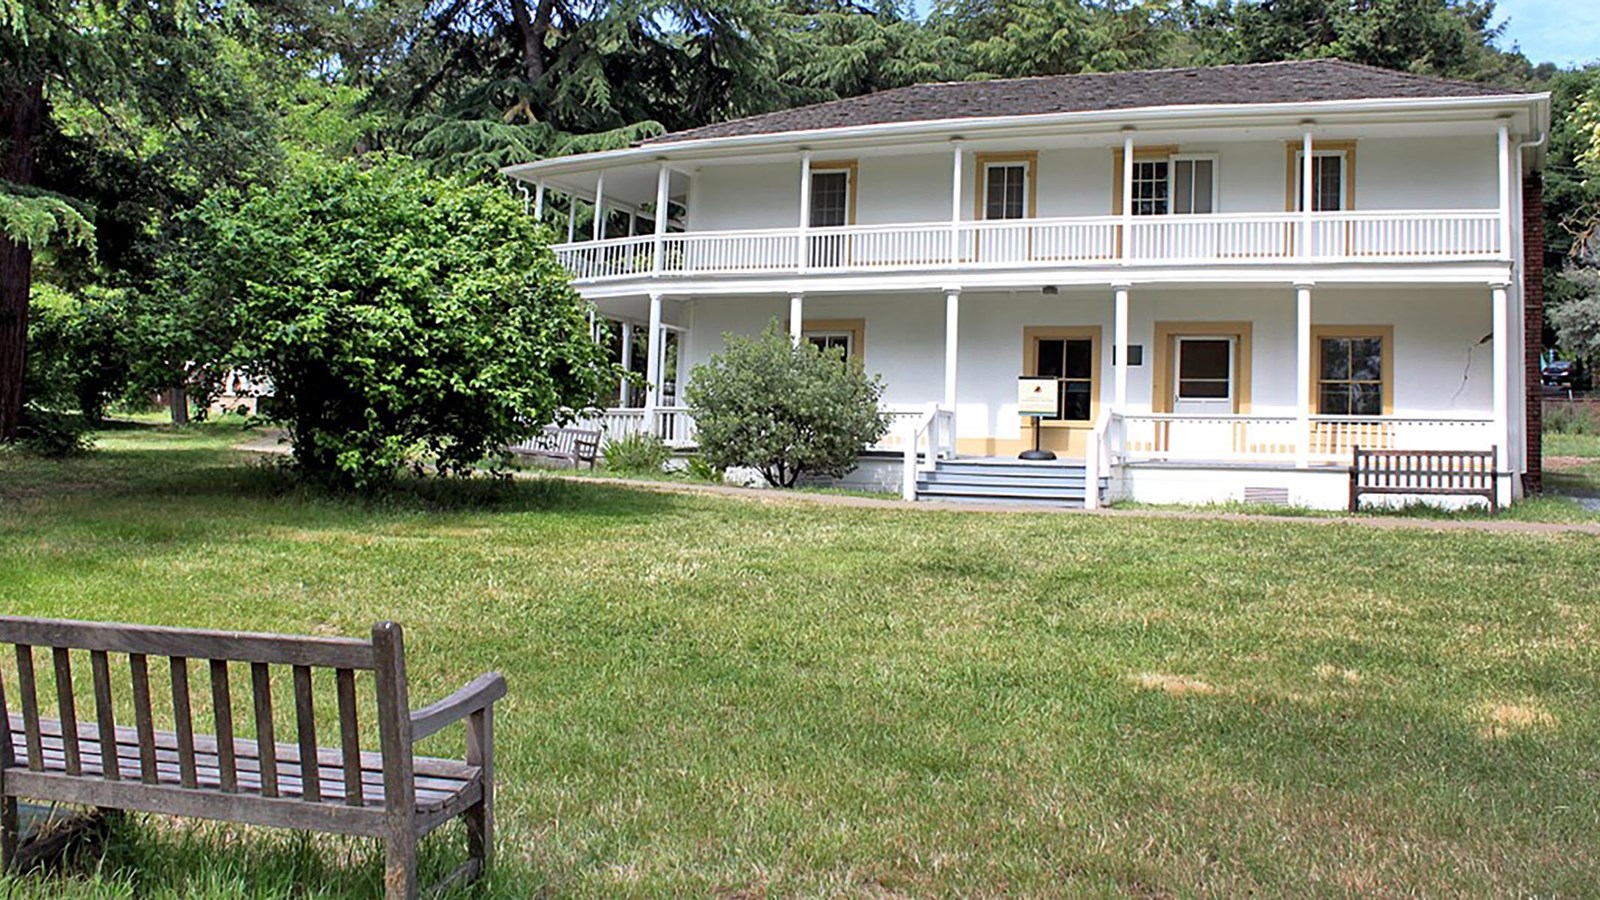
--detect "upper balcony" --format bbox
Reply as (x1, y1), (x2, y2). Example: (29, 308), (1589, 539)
(504, 60), (1548, 292)
(552, 209), (1505, 283)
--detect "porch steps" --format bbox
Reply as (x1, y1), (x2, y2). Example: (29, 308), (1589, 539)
(916, 458), (1108, 508)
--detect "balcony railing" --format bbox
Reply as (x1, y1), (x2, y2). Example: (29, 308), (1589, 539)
(553, 210), (1504, 282)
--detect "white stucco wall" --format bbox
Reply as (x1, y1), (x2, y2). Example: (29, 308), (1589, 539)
(679, 285), (1497, 441)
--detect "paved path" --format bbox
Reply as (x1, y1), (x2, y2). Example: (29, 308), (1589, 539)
(546, 473), (1600, 537)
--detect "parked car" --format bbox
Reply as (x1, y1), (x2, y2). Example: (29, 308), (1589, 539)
(1543, 360), (1579, 388)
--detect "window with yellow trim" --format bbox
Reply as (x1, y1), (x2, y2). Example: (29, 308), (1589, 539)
(1033, 336), (1094, 421)
(1317, 335), (1384, 415)
(984, 163), (1028, 220)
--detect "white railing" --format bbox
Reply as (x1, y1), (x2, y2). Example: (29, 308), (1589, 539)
(1116, 413), (1495, 464)
(653, 406), (697, 447)
(870, 405), (932, 451)
(554, 209), (1504, 281)
(1309, 210), (1501, 260)
(901, 404), (954, 501)
(1128, 212), (1299, 262)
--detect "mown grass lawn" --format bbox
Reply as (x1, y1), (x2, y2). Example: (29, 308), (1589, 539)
(2, 422), (1598, 897)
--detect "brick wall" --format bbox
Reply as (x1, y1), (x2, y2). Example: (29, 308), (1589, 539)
(1523, 173), (1544, 495)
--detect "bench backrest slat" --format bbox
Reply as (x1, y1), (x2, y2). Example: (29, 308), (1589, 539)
(210, 659), (238, 793)
(170, 656), (198, 789)
(336, 668), (363, 807)
(129, 653), (158, 784)
(251, 662), (279, 798)
(90, 650), (119, 781)
(52, 647), (82, 776)
(292, 664), (321, 803)
(14, 646), (43, 773)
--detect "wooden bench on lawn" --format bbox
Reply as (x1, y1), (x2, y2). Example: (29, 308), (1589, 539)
(519, 424), (601, 469)
(0, 617), (507, 900)
(1348, 445), (1498, 513)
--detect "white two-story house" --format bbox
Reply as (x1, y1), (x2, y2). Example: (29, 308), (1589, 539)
(503, 60), (1551, 509)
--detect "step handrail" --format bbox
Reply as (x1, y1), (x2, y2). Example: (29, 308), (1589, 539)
(901, 403), (946, 501)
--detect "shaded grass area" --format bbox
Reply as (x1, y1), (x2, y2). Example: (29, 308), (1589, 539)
(2, 423), (1598, 896)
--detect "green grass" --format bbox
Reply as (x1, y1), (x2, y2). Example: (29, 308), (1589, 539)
(3, 422), (1599, 896)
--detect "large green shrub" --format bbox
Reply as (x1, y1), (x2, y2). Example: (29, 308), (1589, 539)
(184, 156), (612, 489)
(686, 324), (888, 487)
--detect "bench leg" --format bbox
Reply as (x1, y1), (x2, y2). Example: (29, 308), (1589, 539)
(465, 706), (494, 877)
(384, 830), (418, 900)
(1, 796), (17, 872)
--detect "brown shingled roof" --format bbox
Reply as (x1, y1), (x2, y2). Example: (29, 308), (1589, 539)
(644, 59), (1517, 145)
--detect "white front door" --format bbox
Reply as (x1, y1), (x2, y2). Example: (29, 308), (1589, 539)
(1173, 337), (1235, 414)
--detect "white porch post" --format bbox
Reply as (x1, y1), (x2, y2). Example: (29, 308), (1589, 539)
(943, 288), (960, 419)
(1113, 284), (1130, 412)
(1120, 132), (1134, 261)
(533, 181), (545, 223)
(566, 193), (577, 243)
(653, 163), (670, 276)
(1301, 128), (1314, 257)
(949, 141), (963, 265)
(1295, 282), (1314, 469)
(1496, 120), (1513, 258)
(1491, 282), (1510, 504)
(789, 293), (804, 345)
(619, 321), (634, 407)
(645, 293), (664, 435)
(592, 172), (606, 242)
(797, 151), (813, 272)
(627, 206), (638, 237)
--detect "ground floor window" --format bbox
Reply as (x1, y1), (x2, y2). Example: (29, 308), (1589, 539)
(807, 331), (853, 357)
(1316, 335), (1385, 415)
(1032, 335), (1095, 422)
(797, 318), (866, 362)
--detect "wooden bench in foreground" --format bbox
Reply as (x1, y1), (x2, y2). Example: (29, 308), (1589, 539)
(1349, 445), (1498, 513)
(0, 617), (506, 900)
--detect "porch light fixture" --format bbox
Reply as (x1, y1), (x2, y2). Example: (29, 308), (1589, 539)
(1042, 285), (1059, 295)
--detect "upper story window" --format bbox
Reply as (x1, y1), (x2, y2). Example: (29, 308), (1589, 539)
(809, 163), (855, 227)
(977, 152), (1037, 220)
(1133, 157), (1216, 215)
(1289, 142), (1356, 212)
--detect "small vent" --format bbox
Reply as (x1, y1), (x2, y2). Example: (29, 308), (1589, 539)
(1242, 486), (1290, 506)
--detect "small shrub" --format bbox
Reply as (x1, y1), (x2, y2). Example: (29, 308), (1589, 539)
(14, 406), (94, 457)
(686, 323), (889, 487)
(1544, 400), (1600, 436)
(684, 454), (724, 483)
(604, 432), (670, 474)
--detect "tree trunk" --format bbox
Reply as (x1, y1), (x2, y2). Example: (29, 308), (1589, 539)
(169, 386), (190, 425)
(0, 77), (45, 442)
(509, 0), (554, 86)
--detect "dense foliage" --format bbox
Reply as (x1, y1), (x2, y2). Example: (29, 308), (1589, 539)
(687, 325), (888, 487)
(181, 157), (612, 489)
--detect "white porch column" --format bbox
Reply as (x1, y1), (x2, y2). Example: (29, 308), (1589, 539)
(645, 293), (664, 434)
(627, 207), (638, 236)
(619, 320), (634, 407)
(1113, 284), (1130, 412)
(797, 151), (813, 271)
(653, 163), (670, 276)
(1120, 132), (1134, 261)
(533, 181), (545, 222)
(1300, 128), (1314, 257)
(949, 141), (964, 265)
(592, 171), (606, 242)
(789, 293), (804, 345)
(943, 288), (960, 416)
(1496, 120), (1513, 258)
(1295, 282), (1314, 469)
(1491, 282), (1510, 502)
(566, 193), (577, 243)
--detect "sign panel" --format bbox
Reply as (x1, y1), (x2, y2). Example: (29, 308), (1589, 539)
(1017, 377), (1059, 416)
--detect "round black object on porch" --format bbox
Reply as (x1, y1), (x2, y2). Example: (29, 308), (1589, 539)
(1017, 376), (1058, 460)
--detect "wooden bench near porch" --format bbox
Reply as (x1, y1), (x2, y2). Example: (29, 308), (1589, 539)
(0, 617), (506, 900)
(1348, 446), (1498, 513)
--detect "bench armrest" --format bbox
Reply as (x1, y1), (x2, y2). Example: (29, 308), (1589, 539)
(409, 672), (507, 742)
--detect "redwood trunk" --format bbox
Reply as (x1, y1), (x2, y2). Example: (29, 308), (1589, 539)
(0, 77), (44, 442)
